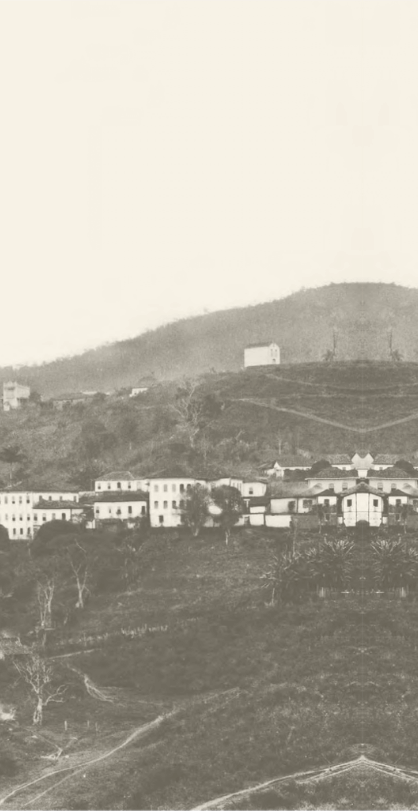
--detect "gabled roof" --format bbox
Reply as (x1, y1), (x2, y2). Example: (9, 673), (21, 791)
(93, 491), (149, 503)
(341, 482), (385, 497)
(308, 466), (358, 480)
(387, 488), (412, 497)
(147, 466), (207, 480)
(97, 471), (136, 482)
(367, 466), (417, 480)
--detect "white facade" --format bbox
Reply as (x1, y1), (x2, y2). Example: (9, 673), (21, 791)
(95, 473), (149, 493)
(341, 491), (384, 527)
(3, 382), (31, 411)
(94, 498), (148, 523)
(244, 343), (280, 368)
(241, 481), (267, 498)
(149, 476), (207, 528)
(367, 476), (418, 494)
(0, 490), (79, 540)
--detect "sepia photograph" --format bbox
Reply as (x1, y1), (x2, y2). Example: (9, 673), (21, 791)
(2, 1), (418, 809)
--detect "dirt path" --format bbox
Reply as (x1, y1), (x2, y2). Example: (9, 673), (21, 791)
(0, 712), (174, 810)
(231, 397), (418, 434)
(191, 755), (418, 810)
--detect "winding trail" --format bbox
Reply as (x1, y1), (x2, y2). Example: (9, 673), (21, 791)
(230, 397), (418, 434)
(192, 755), (418, 810)
(0, 712), (173, 810)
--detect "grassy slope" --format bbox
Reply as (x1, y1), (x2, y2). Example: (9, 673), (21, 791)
(4, 282), (418, 396)
(4, 531), (418, 809)
(3, 362), (418, 489)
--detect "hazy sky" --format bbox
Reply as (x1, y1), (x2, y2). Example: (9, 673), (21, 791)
(2, 0), (418, 365)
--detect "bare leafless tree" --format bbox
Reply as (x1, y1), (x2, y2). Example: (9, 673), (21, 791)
(37, 578), (55, 631)
(170, 379), (204, 448)
(67, 542), (90, 609)
(14, 656), (67, 726)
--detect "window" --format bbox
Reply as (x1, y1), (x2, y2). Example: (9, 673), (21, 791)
(52, 513), (56, 521)
(172, 501), (177, 508)
(42, 515), (46, 522)
(116, 509), (121, 516)
(159, 515), (164, 525)
(117, 482), (121, 489)
(11, 498), (15, 504)
(249, 488), (254, 495)
(324, 499), (330, 507)
(303, 499), (312, 508)
(18, 497), (22, 505)
(187, 484), (192, 491)
(128, 506), (132, 515)
(107, 484), (111, 490)
(19, 514), (23, 521)
(172, 483), (176, 492)
(33, 514), (37, 522)
(95, 509), (99, 515)
(141, 506), (146, 515)
(163, 501), (168, 509)
(391, 484), (396, 491)
(13, 528), (16, 536)
(163, 484), (168, 492)
(154, 485), (159, 492)
(97, 484), (101, 490)
(396, 498), (402, 506)
(328, 484), (334, 491)
(59, 496), (63, 501)
(342, 483), (348, 491)
(377, 482), (383, 491)
(20, 528), (23, 535)
(180, 484), (185, 493)
(26, 497), (30, 504)
(373, 499), (379, 507)
(12, 515), (15, 522)
(128, 482), (131, 489)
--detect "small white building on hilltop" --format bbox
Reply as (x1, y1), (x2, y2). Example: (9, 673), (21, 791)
(244, 342), (280, 368)
(3, 382), (31, 411)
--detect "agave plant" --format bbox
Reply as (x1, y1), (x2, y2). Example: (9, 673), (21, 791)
(370, 539), (418, 591)
(261, 550), (313, 604)
(306, 539), (355, 591)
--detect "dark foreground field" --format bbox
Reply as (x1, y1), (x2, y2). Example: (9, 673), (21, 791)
(2, 529), (418, 809)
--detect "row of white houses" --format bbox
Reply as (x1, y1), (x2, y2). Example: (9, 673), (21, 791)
(3, 455), (418, 539)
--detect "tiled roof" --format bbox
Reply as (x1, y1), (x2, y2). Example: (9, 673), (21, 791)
(373, 454), (401, 464)
(308, 467), (358, 480)
(268, 482), (316, 498)
(97, 471), (135, 482)
(326, 454), (353, 464)
(367, 467), (418, 479)
(93, 491), (149, 503)
(148, 466), (207, 480)
(33, 500), (84, 510)
(341, 483), (385, 497)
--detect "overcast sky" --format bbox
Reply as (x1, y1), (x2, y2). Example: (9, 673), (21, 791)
(1, 0), (418, 365)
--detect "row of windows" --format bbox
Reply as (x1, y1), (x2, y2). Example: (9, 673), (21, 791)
(0, 495), (76, 504)
(153, 500), (185, 511)
(97, 482), (132, 490)
(0, 513), (69, 522)
(95, 506), (146, 516)
(153, 483), (193, 494)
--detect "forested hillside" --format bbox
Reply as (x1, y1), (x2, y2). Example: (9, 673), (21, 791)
(2, 361), (418, 489)
(4, 283), (418, 397)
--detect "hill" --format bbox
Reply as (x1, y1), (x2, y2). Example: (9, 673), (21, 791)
(2, 361), (418, 489)
(4, 282), (418, 397)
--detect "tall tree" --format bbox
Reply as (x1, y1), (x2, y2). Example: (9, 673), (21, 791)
(181, 484), (210, 537)
(211, 485), (243, 545)
(14, 656), (67, 726)
(0, 444), (27, 484)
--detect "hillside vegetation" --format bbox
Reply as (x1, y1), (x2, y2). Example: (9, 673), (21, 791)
(4, 282), (418, 396)
(2, 362), (418, 489)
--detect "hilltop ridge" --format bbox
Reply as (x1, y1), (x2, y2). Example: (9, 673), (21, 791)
(3, 282), (418, 397)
